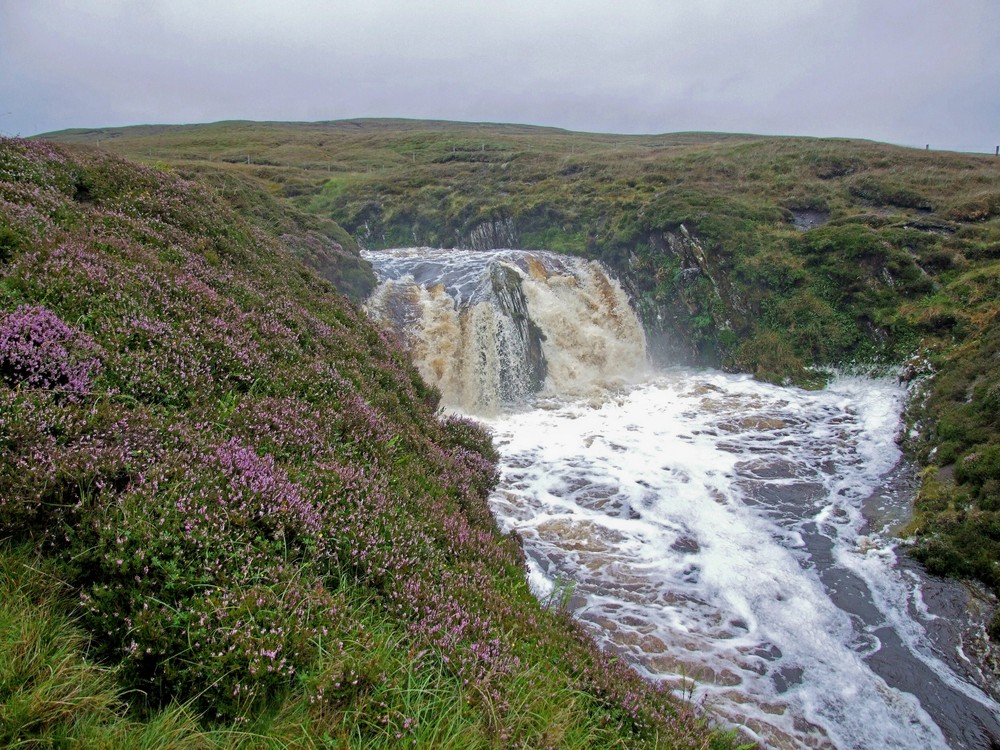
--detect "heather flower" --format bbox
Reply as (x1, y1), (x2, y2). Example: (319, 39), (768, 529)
(0, 304), (101, 399)
(212, 438), (323, 538)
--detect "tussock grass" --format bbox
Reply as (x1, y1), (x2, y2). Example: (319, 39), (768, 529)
(0, 548), (116, 746)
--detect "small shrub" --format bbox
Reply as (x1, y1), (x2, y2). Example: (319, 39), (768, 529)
(0, 224), (23, 262)
(956, 444), (1000, 492)
(988, 611), (1000, 642)
(731, 330), (805, 385)
(0, 305), (101, 399)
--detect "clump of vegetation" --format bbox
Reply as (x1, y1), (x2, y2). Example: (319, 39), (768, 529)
(903, 313), (1000, 589)
(0, 137), (739, 747)
(0, 304), (101, 399)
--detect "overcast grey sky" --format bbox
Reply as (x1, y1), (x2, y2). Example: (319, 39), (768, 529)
(2, 0), (998, 152)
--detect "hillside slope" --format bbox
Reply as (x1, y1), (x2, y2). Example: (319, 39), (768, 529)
(0, 138), (735, 748)
(46, 119), (1000, 603)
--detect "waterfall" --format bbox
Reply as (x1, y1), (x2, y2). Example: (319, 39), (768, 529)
(363, 248), (648, 413)
(364, 246), (1000, 749)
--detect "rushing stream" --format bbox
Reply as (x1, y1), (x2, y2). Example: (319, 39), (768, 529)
(364, 248), (1000, 750)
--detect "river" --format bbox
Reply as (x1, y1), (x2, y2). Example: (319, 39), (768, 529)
(363, 247), (1000, 749)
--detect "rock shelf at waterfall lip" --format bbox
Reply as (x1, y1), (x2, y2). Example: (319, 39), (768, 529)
(363, 247), (593, 306)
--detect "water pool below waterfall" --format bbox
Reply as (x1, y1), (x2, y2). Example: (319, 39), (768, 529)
(364, 248), (1000, 749)
(482, 372), (1000, 749)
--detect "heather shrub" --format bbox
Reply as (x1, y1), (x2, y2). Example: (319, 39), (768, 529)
(135, 568), (344, 718)
(0, 304), (101, 399)
(66, 434), (336, 716)
(0, 137), (734, 748)
(0, 389), (149, 541)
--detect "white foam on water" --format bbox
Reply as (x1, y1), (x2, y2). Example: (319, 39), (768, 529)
(362, 248), (999, 748)
(482, 371), (975, 749)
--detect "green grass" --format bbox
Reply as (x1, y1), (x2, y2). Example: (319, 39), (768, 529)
(0, 547), (117, 746)
(0, 541), (736, 749)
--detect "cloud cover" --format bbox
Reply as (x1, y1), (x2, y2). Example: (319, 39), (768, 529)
(2, 0), (998, 152)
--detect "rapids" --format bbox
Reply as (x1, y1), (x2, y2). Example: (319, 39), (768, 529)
(363, 248), (1000, 749)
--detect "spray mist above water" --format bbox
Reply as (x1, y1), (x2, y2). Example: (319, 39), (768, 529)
(363, 247), (648, 412)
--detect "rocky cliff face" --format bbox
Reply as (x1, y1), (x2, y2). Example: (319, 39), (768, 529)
(611, 226), (738, 369)
(469, 217), (519, 251)
(490, 262), (547, 392)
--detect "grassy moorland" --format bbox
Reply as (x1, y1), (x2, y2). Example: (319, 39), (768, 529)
(47, 119), (1000, 610)
(0, 138), (742, 748)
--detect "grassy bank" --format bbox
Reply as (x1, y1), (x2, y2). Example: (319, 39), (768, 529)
(47, 119), (1000, 604)
(0, 138), (739, 747)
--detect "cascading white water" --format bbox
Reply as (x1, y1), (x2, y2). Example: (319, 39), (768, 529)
(363, 247), (1000, 750)
(363, 248), (647, 412)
